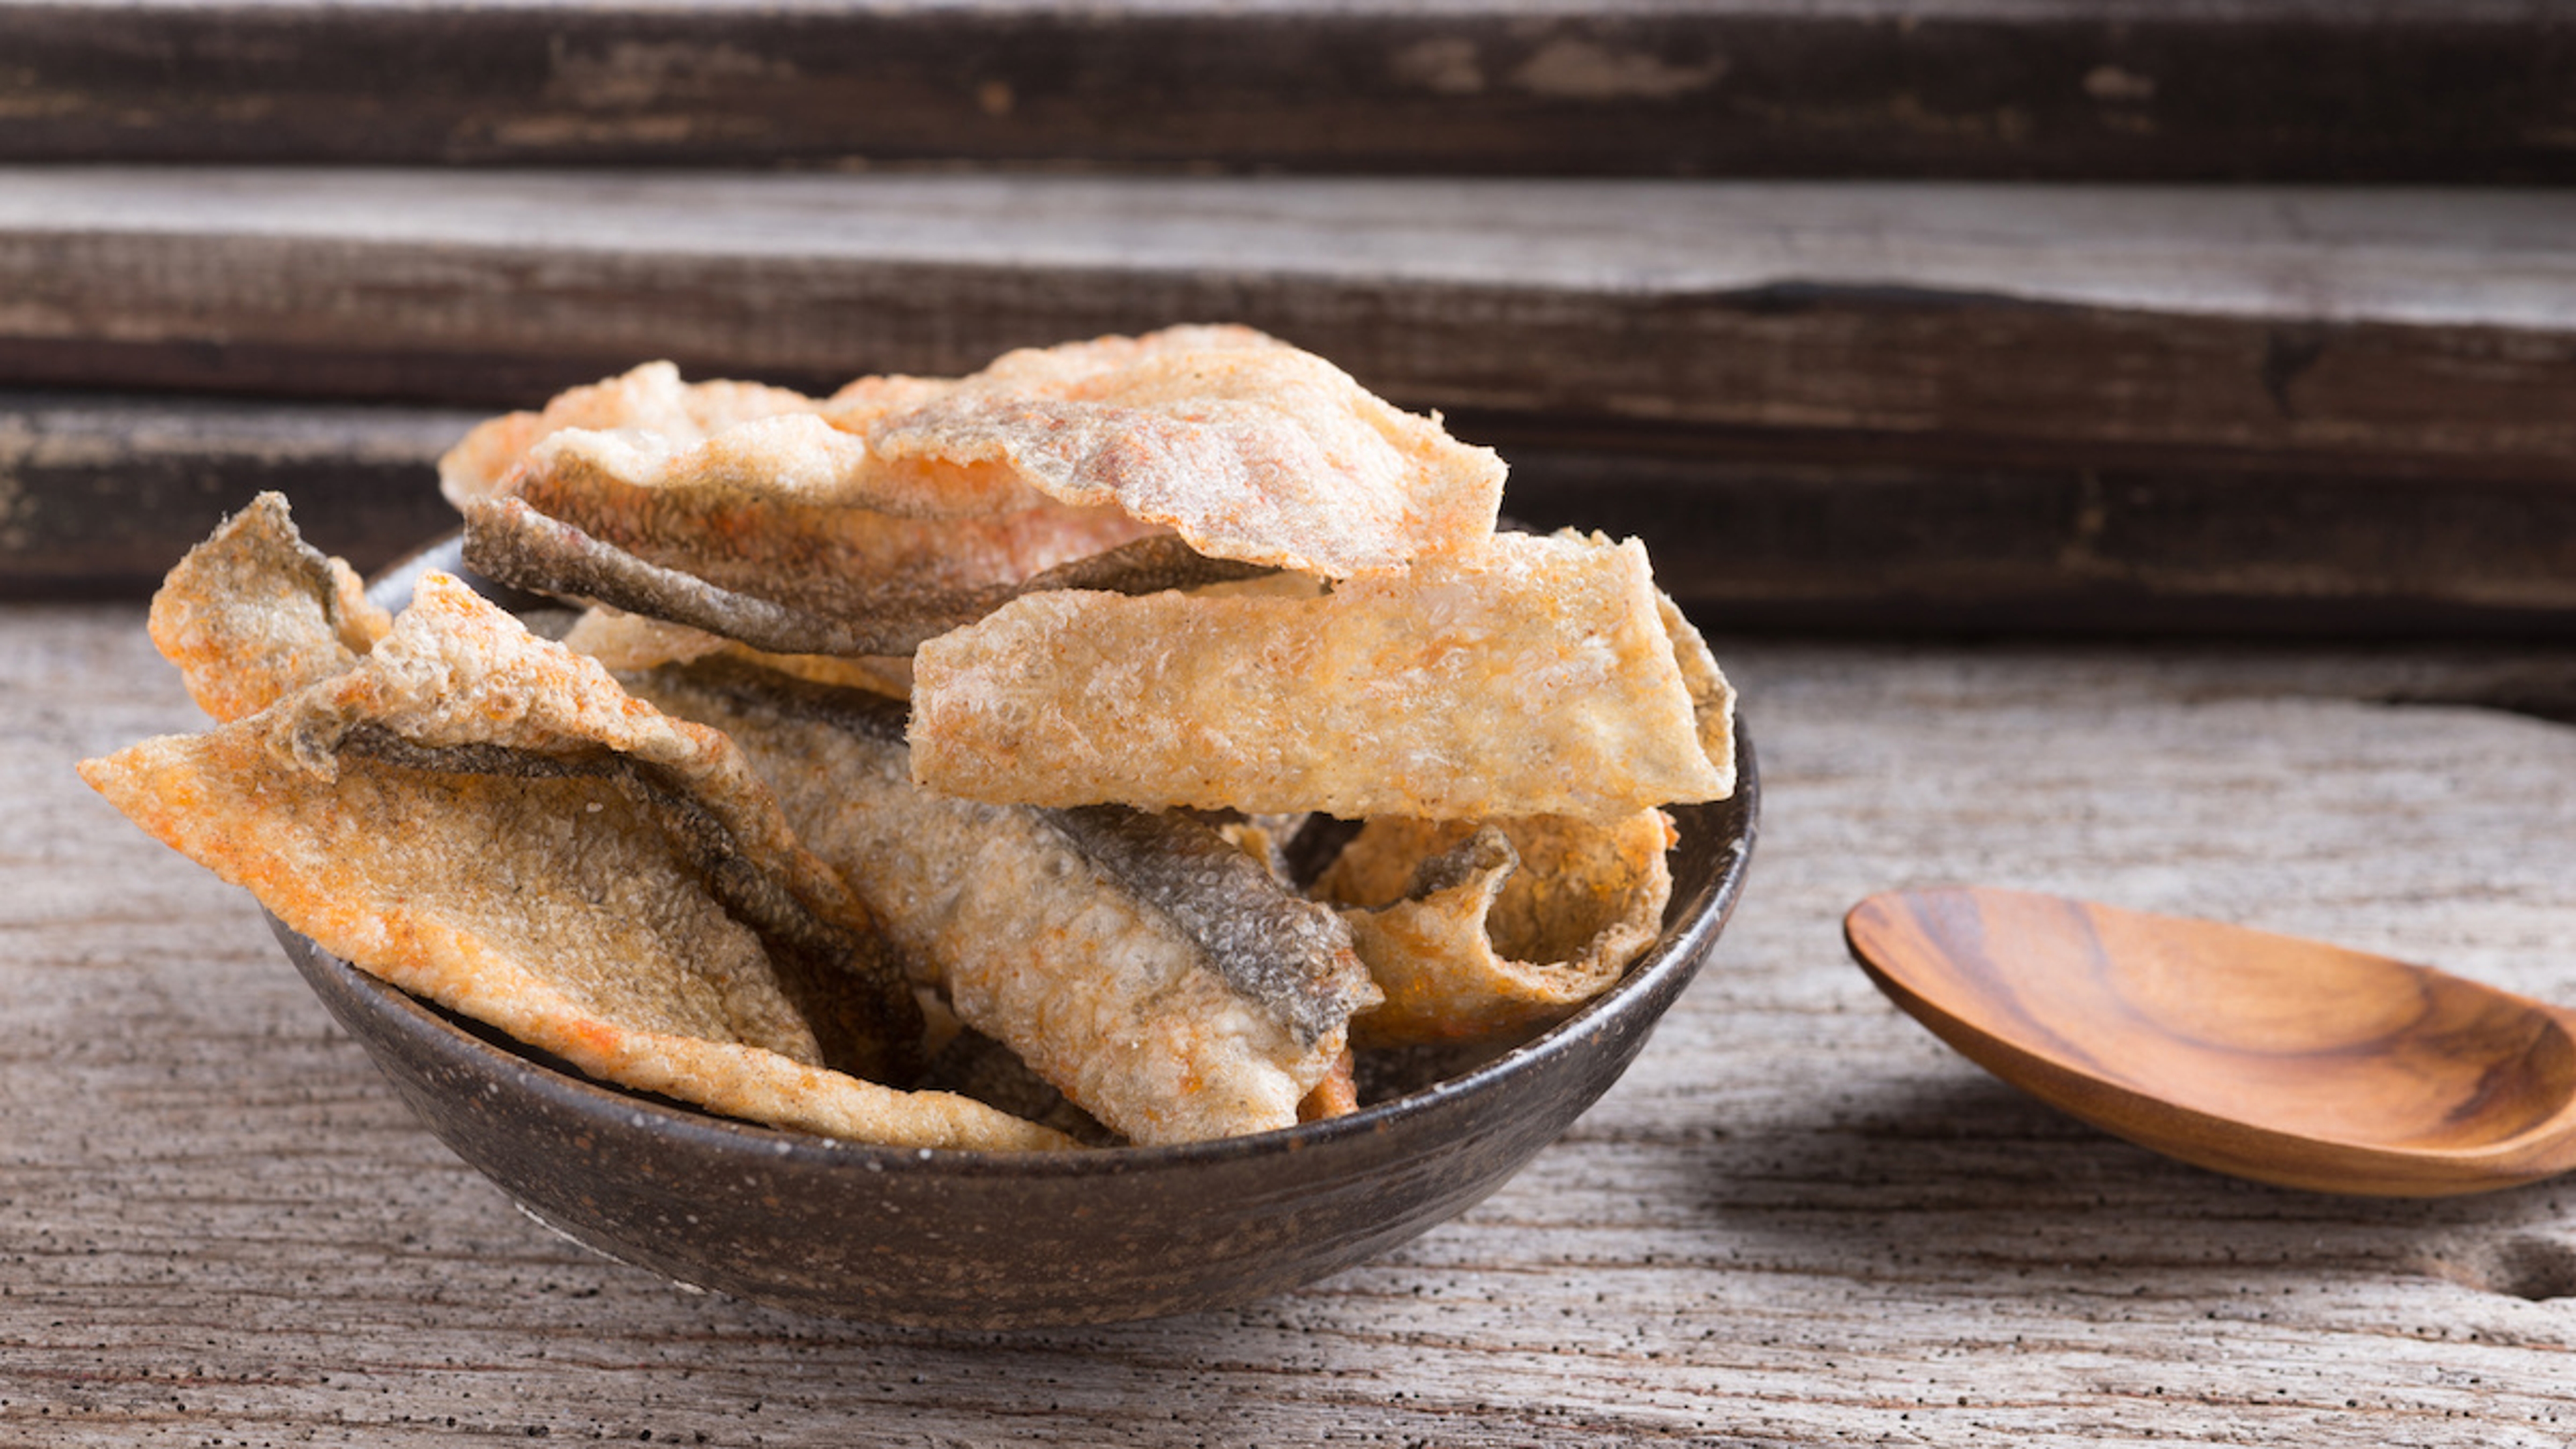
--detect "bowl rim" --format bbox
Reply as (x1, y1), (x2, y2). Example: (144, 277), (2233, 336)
(309, 533), (1759, 1179)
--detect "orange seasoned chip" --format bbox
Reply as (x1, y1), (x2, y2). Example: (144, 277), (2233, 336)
(497, 417), (1157, 606)
(460, 493), (1237, 659)
(83, 723), (1067, 1150)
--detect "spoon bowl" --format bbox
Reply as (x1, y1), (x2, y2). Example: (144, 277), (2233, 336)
(1845, 886), (2576, 1197)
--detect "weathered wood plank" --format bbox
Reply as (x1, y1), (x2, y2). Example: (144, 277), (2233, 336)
(1489, 427), (2576, 637)
(0, 392), (471, 596)
(1, 0), (2571, 180)
(13, 391), (2576, 636)
(13, 606), (2576, 1443)
(6, 170), (2575, 487)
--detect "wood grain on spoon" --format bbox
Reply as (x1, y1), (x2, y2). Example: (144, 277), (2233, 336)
(1844, 886), (2576, 1197)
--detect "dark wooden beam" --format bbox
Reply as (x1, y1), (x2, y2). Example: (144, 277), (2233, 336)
(2, 1), (2572, 180)
(1491, 427), (2576, 639)
(14, 390), (2576, 637)
(0, 392), (472, 597)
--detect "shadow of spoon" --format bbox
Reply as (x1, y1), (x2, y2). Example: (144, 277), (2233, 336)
(1844, 886), (2576, 1198)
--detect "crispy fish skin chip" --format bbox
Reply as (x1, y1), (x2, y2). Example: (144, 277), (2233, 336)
(867, 325), (1505, 576)
(1659, 592), (1739, 801)
(505, 416), (1157, 592)
(553, 570), (1332, 739)
(560, 606), (733, 671)
(437, 360), (820, 508)
(1297, 1048), (1358, 1122)
(1041, 804), (1368, 1051)
(472, 327), (1495, 596)
(272, 572), (928, 1085)
(527, 407), (1032, 522)
(910, 530), (1732, 822)
(76, 728), (1067, 1151)
(462, 494), (1258, 658)
(148, 492), (392, 722)
(1318, 811), (1676, 1046)
(562, 608), (917, 699)
(637, 661), (1379, 1146)
(555, 564), (1309, 702)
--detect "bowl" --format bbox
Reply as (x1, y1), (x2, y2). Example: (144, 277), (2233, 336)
(268, 537), (1759, 1328)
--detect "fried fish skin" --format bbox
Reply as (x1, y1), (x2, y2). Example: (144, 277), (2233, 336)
(462, 327), (1496, 615)
(148, 491), (392, 723)
(1318, 810), (1677, 1046)
(85, 564), (1063, 1149)
(438, 360), (820, 508)
(910, 530), (1733, 823)
(487, 427), (1160, 623)
(561, 607), (917, 700)
(863, 325), (1505, 576)
(462, 494), (1258, 659)
(79, 727), (1066, 1151)
(1657, 592), (1739, 807)
(638, 661), (1380, 1146)
(274, 572), (928, 1084)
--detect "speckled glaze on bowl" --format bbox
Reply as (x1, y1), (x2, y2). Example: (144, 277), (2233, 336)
(266, 538), (1759, 1328)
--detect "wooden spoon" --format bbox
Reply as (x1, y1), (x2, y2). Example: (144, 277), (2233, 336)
(1843, 885), (2576, 1197)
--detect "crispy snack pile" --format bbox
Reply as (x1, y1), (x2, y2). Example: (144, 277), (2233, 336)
(80, 327), (1736, 1151)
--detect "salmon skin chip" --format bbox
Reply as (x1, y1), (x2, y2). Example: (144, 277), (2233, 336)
(1316, 811), (1678, 1046)
(449, 358), (1159, 655)
(148, 491), (392, 723)
(268, 572), (930, 1085)
(559, 607), (918, 701)
(462, 494), (1264, 658)
(79, 578), (1066, 1150)
(438, 360), (820, 507)
(864, 325), (1505, 576)
(635, 659), (1381, 1146)
(910, 531), (1736, 822)
(451, 329), (1498, 649)
(476, 424), (1163, 623)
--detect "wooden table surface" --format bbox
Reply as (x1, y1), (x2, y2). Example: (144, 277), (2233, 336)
(13, 598), (2576, 1445)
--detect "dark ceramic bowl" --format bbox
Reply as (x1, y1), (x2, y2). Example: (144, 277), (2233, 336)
(266, 539), (1759, 1328)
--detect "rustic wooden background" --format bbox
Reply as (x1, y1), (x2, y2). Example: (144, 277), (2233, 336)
(7, 170), (2576, 631)
(5, 1), (2576, 633)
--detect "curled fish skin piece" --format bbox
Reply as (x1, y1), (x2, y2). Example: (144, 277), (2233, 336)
(1317, 810), (1677, 1047)
(637, 658), (1380, 1145)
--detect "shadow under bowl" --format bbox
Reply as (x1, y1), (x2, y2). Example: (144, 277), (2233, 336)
(268, 537), (1759, 1328)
